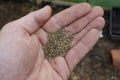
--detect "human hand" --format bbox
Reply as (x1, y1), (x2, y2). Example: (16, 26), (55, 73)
(0, 3), (105, 80)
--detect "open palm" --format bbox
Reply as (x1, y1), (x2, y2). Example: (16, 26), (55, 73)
(0, 3), (105, 80)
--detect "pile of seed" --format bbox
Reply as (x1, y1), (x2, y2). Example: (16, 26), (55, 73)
(43, 29), (74, 59)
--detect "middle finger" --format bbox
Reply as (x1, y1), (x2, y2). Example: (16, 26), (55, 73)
(64, 6), (104, 34)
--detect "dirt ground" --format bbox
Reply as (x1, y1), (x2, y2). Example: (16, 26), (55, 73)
(0, 1), (120, 80)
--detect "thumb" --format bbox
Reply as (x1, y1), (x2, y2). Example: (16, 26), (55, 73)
(3, 6), (52, 34)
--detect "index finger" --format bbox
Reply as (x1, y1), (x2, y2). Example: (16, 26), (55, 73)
(43, 3), (91, 32)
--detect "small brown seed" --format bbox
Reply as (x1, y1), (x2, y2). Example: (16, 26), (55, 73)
(43, 29), (74, 59)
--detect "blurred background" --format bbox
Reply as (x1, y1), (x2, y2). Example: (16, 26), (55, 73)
(63, 0), (120, 8)
(0, 0), (120, 80)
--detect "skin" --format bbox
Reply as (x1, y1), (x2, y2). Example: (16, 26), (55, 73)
(0, 3), (105, 80)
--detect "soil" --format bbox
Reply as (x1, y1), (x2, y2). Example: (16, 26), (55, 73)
(0, 1), (120, 80)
